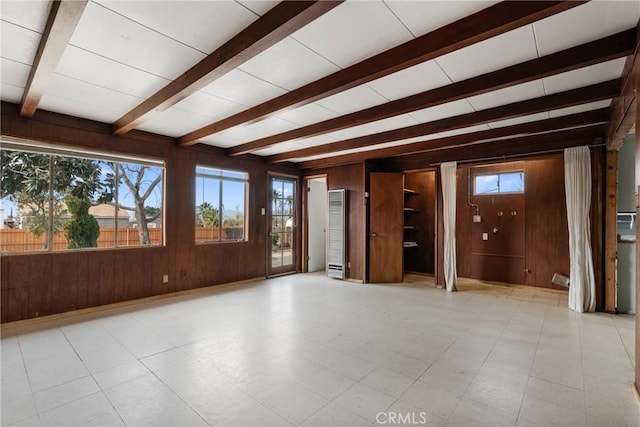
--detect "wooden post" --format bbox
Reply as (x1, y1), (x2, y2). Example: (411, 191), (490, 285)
(604, 150), (618, 313)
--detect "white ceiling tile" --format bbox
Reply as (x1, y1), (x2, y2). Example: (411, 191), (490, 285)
(390, 134), (444, 145)
(366, 114), (420, 133)
(367, 60), (452, 100)
(534, 0), (640, 56)
(45, 74), (142, 116)
(252, 141), (309, 156)
(236, 1), (279, 16)
(0, 0), (51, 32)
(410, 99), (475, 123)
(174, 92), (245, 122)
(0, 21), (40, 64)
(438, 124), (491, 138)
(136, 108), (220, 137)
(467, 80), (545, 111)
(386, 1), (499, 37)
(56, 45), (169, 99)
(70, 2), (205, 80)
(316, 85), (388, 115)
(435, 26), (537, 82)
(239, 37), (340, 90)
(38, 93), (125, 124)
(96, 1), (258, 53)
(219, 116), (298, 142)
(543, 58), (626, 95)
(1, 57), (31, 87)
(1, 82), (24, 103)
(201, 68), (286, 107)
(291, 1), (413, 68)
(296, 134), (339, 147)
(276, 103), (338, 126)
(548, 100), (612, 118)
(487, 113), (551, 129)
(322, 124), (377, 142)
(200, 133), (243, 149)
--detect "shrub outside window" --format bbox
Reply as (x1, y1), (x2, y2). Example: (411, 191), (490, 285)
(0, 139), (165, 253)
(474, 171), (525, 195)
(195, 166), (248, 243)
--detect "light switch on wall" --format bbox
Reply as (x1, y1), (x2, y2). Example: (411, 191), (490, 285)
(482, 233), (488, 241)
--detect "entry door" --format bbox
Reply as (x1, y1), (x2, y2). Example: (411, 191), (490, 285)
(307, 178), (327, 272)
(269, 176), (297, 276)
(369, 173), (404, 282)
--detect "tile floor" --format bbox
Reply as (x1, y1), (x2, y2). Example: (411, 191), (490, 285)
(1, 273), (638, 426)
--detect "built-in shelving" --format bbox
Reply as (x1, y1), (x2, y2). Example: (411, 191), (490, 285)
(403, 241), (419, 248)
(403, 207), (419, 213)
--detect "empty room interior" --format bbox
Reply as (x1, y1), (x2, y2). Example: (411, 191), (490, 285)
(2, 0), (640, 426)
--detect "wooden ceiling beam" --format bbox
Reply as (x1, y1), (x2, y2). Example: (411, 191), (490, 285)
(112, 1), (342, 136)
(179, 0), (583, 146)
(229, 28), (635, 156)
(606, 20), (640, 150)
(269, 79), (620, 163)
(380, 124), (605, 171)
(297, 108), (610, 169)
(20, 0), (88, 118)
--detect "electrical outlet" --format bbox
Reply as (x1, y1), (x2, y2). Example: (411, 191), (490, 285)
(162, 274), (169, 283)
(473, 215), (482, 223)
(482, 233), (488, 241)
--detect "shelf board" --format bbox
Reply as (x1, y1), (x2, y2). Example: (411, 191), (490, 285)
(404, 226), (419, 230)
(403, 207), (420, 213)
(403, 188), (419, 195)
(403, 241), (419, 248)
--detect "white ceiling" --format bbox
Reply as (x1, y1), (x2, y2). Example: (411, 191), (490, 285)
(1, 0), (639, 164)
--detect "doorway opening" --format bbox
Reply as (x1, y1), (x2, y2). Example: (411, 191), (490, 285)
(303, 176), (327, 273)
(268, 175), (298, 277)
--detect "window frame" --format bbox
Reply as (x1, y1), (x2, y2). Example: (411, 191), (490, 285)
(195, 165), (249, 244)
(473, 170), (525, 196)
(0, 137), (166, 254)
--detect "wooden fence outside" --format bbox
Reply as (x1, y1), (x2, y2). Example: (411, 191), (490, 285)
(0, 228), (163, 252)
(0, 226), (244, 252)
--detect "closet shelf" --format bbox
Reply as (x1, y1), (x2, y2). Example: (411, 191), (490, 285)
(403, 188), (419, 195)
(404, 226), (419, 230)
(403, 241), (419, 248)
(403, 207), (420, 213)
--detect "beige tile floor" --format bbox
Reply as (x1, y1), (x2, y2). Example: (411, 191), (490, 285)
(1, 273), (638, 426)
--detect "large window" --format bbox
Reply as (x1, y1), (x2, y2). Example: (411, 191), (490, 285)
(195, 166), (247, 243)
(0, 138), (165, 253)
(474, 171), (525, 195)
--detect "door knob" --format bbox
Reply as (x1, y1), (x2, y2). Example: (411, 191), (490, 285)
(370, 232), (377, 237)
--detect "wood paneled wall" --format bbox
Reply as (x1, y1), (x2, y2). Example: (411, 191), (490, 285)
(310, 163), (365, 281)
(0, 102), (299, 323)
(455, 156), (571, 289)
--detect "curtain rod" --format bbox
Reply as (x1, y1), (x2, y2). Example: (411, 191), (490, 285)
(429, 143), (606, 167)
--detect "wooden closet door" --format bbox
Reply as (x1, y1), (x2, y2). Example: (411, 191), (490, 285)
(369, 173), (403, 283)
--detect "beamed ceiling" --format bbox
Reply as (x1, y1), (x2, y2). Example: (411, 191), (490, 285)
(1, 0), (639, 169)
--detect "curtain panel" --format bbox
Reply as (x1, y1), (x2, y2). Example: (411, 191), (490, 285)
(564, 146), (596, 312)
(441, 162), (458, 292)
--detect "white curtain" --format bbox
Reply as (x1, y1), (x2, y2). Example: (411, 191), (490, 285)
(564, 146), (596, 312)
(441, 162), (458, 292)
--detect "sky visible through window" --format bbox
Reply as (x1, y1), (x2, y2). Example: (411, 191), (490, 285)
(475, 172), (524, 195)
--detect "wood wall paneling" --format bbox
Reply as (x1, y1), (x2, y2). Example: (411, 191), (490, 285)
(524, 156), (570, 289)
(7, 256), (30, 322)
(51, 252), (78, 313)
(1, 101), (298, 323)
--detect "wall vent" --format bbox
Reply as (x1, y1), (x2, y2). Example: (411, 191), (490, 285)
(327, 189), (346, 279)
